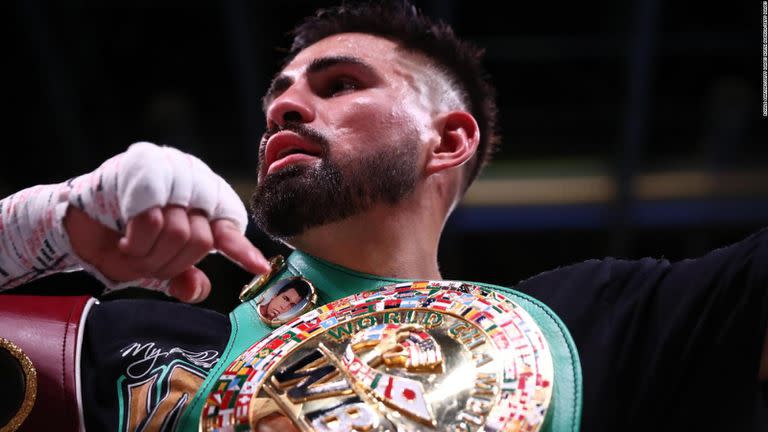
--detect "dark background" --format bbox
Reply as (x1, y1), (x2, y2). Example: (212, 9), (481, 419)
(6, 0), (767, 313)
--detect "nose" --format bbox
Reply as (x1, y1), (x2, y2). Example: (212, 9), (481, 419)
(266, 82), (316, 129)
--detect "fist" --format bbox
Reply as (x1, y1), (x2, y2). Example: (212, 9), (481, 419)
(63, 142), (271, 302)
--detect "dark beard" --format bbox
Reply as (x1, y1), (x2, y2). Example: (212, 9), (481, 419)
(251, 143), (419, 238)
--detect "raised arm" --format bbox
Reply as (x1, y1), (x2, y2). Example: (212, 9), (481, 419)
(0, 142), (270, 302)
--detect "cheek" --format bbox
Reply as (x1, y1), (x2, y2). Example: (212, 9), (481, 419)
(328, 97), (422, 147)
(333, 99), (392, 131)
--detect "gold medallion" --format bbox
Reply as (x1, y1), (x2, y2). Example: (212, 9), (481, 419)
(202, 281), (554, 431)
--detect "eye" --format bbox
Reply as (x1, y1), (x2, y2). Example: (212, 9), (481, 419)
(325, 76), (361, 97)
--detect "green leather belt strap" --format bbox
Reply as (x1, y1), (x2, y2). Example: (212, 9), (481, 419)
(176, 251), (582, 431)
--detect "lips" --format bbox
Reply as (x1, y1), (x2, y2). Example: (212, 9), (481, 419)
(263, 131), (323, 176)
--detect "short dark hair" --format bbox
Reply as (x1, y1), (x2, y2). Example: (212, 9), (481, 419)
(287, 0), (499, 192)
(276, 279), (311, 299)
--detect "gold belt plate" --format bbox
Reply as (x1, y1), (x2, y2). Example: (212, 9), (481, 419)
(202, 281), (554, 432)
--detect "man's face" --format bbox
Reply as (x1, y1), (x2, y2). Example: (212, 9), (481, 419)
(265, 287), (301, 319)
(252, 33), (439, 238)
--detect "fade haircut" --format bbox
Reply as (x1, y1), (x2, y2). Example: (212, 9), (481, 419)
(286, 0), (500, 192)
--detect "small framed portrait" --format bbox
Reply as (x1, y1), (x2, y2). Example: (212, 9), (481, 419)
(254, 277), (317, 327)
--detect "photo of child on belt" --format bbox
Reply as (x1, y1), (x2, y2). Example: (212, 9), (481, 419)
(1, 1), (766, 432)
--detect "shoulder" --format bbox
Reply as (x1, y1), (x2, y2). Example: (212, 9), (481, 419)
(517, 227), (768, 303)
(515, 257), (669, 303)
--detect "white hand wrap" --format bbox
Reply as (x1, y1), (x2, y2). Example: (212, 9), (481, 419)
(0, 183), (77, 290)
(0, 142), (248, 294)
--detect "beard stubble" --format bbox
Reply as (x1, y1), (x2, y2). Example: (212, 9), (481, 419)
(251, 128), (420, 239)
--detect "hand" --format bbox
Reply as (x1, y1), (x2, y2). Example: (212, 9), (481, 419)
(63, 142), (271, 302)
(65, 205), (270, 303)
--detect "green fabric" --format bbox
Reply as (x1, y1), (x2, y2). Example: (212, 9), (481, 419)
(177, 251), (582, 431)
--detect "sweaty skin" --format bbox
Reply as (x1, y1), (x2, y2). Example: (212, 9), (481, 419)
(261, 33), (480, 281)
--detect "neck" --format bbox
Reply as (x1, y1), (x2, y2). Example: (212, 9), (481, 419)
(288, 199), (444, 280)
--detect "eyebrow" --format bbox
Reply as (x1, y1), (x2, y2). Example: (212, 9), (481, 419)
(262, 55), (379, 111)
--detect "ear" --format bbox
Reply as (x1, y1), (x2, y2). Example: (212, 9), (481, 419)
(424, 111), (480, 176)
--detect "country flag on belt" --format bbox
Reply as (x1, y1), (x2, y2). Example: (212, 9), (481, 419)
(294, 318), (322, 333)
(371, 374), (432, 423)
(351, 304), (376, 317)
(226, 361), (244, 373)
(384, 299), (401, 309)
(226, 377), (243, 391)
(427, 296), (453, 311)
(319, 316), (339, 329)
(218, 407), (234, 423)
(220, 390), (235, 408)
(404, 331), (441, 367)
(236, 404), (248, 419)
(209, 392), (223, 406)
(398, 298), (422, 308)
(393, 289), (417, 299)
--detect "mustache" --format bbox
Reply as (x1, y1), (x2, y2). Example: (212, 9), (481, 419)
(259, 122), (330, 164)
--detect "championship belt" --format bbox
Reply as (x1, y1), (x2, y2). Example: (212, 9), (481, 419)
(201, 281), (554, 431)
